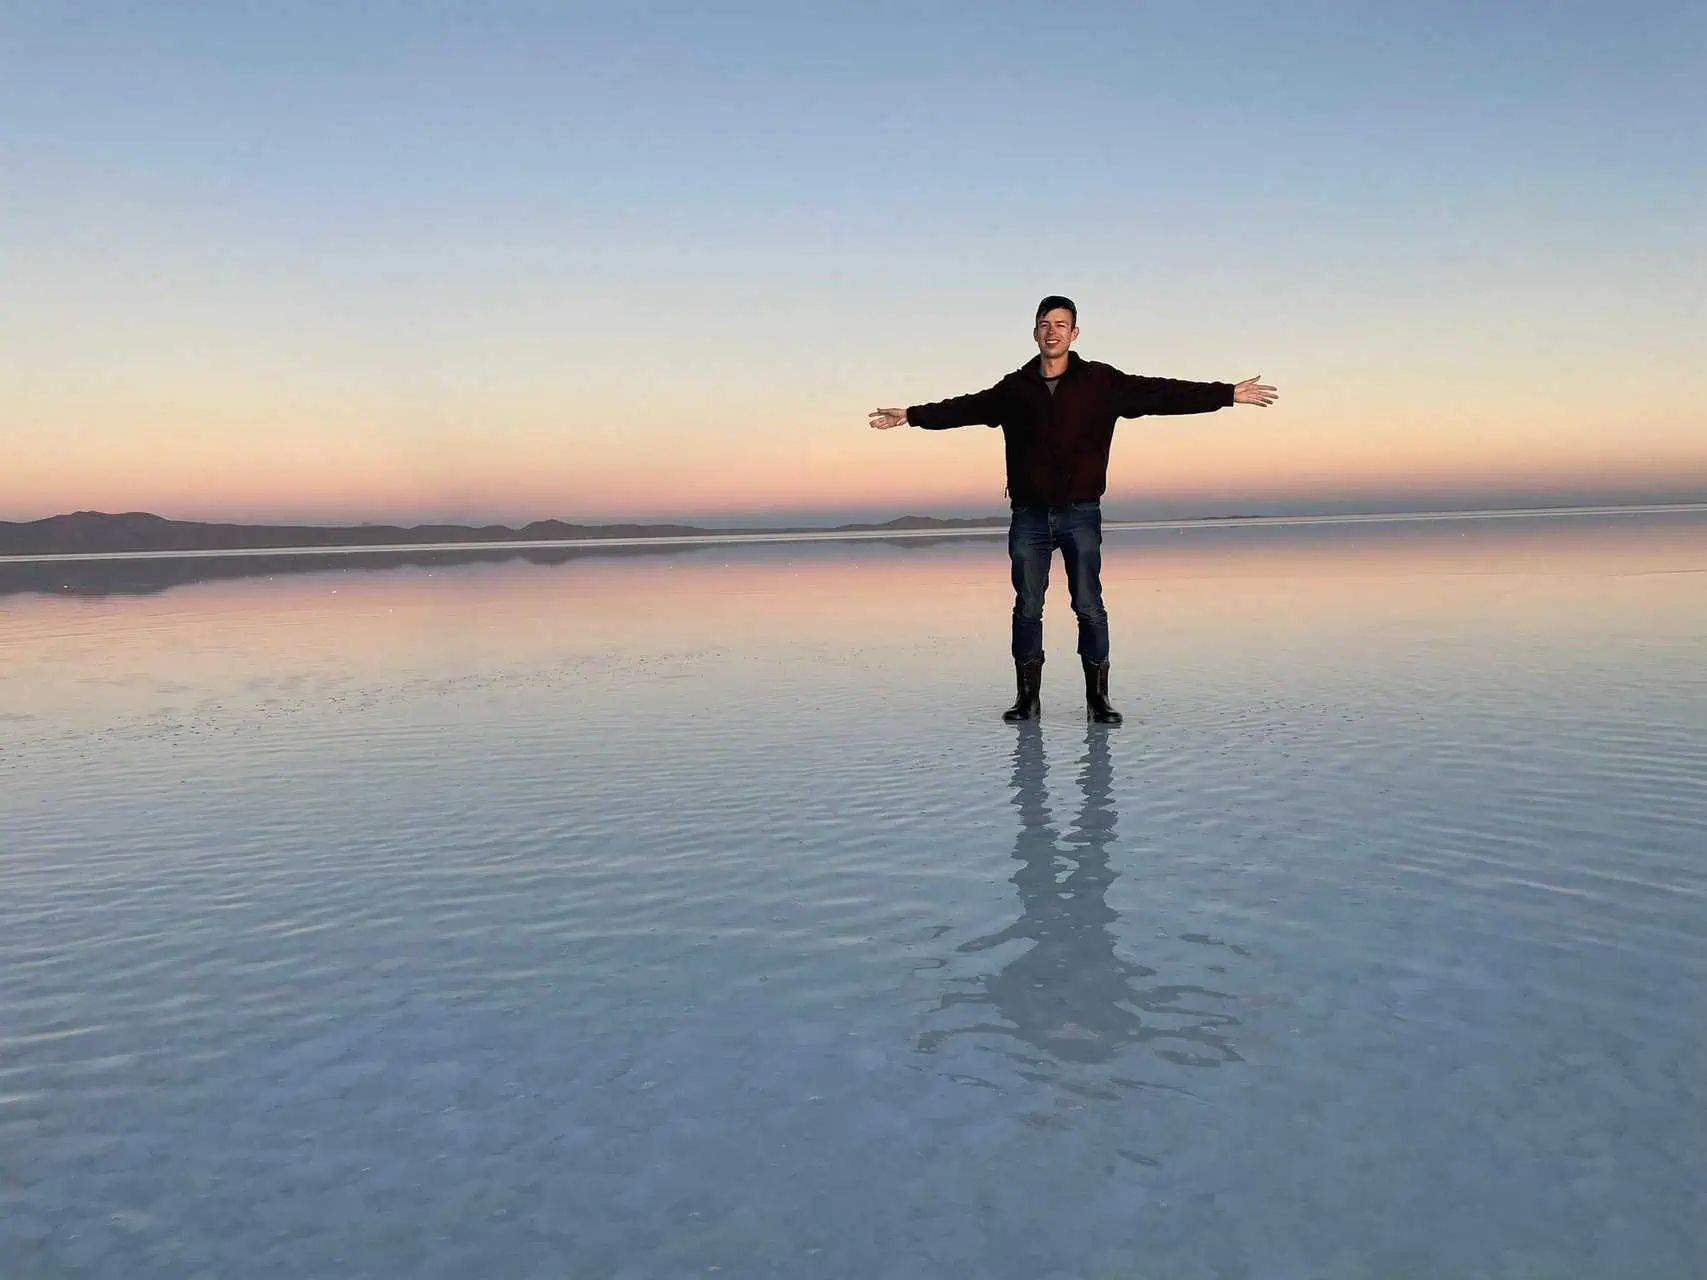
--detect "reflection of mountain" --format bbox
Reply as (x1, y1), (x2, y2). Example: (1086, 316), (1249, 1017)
(919, 724), (1240, 1071)
(0, 530), (1002, 600)
(0, 509), (1008, 556)
(0, 542), (703, 599)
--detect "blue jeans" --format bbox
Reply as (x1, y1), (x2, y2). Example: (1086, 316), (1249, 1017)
(1008, 500), (1108, 663)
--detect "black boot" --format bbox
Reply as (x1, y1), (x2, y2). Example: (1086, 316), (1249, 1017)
(1083, 658), (1123, 725)
(1002, 656), (1044, 722)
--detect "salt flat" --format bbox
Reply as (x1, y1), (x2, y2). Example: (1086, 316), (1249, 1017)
(3, 508), (1704, 1278)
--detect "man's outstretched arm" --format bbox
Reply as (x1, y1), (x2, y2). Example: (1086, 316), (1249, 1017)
(869, 381), (1006, 431)
(1111, 371), (1277, 418)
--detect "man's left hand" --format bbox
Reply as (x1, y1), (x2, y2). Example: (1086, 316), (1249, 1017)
(1233, 376), (1278, 407)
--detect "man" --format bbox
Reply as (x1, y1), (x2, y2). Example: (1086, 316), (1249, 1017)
(869, 295), (1276, 725)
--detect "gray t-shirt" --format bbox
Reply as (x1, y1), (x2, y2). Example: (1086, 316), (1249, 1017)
(1044, 376), (1061, 396)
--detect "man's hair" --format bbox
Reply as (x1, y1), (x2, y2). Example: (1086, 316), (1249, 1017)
(1035, 295), (1077, 326)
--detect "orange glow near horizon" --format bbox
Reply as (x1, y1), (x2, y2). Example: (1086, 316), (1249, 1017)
(5, 357), (1705, 524)
(7, 427), (1706, 526)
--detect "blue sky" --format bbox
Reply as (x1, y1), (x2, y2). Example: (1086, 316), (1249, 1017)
(3, 1), (1703, 523)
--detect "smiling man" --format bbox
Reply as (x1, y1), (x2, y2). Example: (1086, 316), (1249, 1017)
(870, 295), (1276, 725)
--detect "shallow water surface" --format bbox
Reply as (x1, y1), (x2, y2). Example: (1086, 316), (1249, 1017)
(3, 509), (1705, 1278)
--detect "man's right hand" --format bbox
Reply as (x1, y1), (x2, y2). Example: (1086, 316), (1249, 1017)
(868, 408), (908, 430)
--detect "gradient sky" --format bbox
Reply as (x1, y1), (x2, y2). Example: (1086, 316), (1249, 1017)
(3, 1), (1703, 526)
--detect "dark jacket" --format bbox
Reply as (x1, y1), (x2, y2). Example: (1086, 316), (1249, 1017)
(907, 351), (1233, 507)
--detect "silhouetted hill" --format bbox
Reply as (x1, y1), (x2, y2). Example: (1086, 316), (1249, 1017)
(0, 511), (1009, 557)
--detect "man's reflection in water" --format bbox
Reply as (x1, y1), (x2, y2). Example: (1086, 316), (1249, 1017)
(919, 723), (1240, 1071)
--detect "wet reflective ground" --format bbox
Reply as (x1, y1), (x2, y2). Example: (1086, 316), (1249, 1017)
(3, 509), (1704, 1278)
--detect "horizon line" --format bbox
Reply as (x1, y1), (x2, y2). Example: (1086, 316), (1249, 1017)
(17, 488), (1707, 531)
(6, 502), (1704, 567)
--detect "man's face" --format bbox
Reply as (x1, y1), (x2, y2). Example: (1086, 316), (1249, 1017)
(1034, 308), (1078, 359)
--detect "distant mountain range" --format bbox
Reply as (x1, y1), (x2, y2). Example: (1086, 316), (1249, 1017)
(14, 500), (1700, 558)
(0, 510), (1013, 557)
